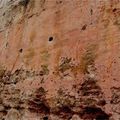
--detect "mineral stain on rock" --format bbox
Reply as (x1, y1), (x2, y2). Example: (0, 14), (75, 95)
(80, 44), (97, 74)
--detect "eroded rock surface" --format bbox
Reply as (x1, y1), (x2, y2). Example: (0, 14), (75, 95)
(0, 0), (120, 119)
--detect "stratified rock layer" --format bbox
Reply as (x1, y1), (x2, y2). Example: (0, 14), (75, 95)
(0, 0), (120, 120)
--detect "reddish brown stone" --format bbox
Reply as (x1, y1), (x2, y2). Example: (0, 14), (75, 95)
(0, 0), (120, 119)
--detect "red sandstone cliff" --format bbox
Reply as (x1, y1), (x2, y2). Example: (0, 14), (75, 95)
(0, 0), (120, 120)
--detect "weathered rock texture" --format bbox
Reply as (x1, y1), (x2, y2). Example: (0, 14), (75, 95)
(0, 0), (120, 119)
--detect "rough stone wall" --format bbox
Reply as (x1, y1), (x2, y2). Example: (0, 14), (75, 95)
(0, 0), (120, 120)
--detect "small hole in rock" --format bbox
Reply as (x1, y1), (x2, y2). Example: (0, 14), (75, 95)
(113, 8), (117, 12)
(19, 49), (23, 53)
(49, 37), (53, 42)
(81, 24), (87, 30)
(43, 8), (46, 11)
(77, 91), (80, 94)
(43, 116), (48, 120)
(59, 1), (62, 4)
(56, 0), (63, 4)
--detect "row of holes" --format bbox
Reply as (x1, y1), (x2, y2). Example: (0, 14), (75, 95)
(18, 37), (54, 53)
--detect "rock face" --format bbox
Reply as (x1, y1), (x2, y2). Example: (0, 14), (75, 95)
(0, 0), (120, 119)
